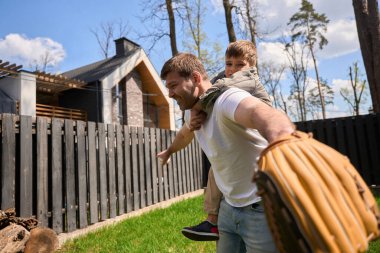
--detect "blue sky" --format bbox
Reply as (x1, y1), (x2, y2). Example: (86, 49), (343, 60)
(0, 0), (373, 119)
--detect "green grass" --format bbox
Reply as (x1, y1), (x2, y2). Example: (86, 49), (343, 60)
(58, 196), (216, 253)
(59, 195), (380, 253)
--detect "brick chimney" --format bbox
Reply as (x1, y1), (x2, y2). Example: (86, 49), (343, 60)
(114, 37), (140, 57)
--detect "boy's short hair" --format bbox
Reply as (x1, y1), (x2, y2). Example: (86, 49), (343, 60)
(161, 53), (208, 80)
(225, 40), (257, 66)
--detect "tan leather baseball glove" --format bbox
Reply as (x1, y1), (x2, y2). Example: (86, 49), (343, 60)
(255, 131), (380, 253)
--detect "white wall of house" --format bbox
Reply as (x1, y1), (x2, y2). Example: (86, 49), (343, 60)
(0, 71), (36, 116)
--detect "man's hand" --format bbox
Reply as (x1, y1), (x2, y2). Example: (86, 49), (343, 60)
(189, 108), (207, 131)
(157, 149), (171, 165)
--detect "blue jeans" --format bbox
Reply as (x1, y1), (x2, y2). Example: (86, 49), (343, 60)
(217, 199), (278, 253)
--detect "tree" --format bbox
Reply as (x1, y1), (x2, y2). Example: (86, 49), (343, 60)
(284, 40), (309, 121)
(223, 0), (237, 43)
(307, 78), (334, 119)
(29, 51), (55, 72)
(137, 0), (179, 56)
(90, 20), (130, 58)
(288, 0), (329, 119)
(166, 0), (179, 56)
(340, 62), (368, 115)
(234, 0), (261, 69)
(181, 0), (224, 76)
(234, 0), (259, 48)
(259, 61), (286, 110)
(353, 0), (380, 113)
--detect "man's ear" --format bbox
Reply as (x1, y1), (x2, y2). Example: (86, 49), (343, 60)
(192, 71), (202, 85)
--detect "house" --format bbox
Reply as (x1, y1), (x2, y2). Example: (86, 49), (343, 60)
(0, 37), (175, 130)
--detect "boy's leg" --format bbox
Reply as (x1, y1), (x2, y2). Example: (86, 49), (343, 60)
(181, 168), (222, 241)
(204, 168), (222, 223)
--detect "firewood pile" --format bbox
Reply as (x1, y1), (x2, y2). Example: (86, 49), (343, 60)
(0, 208), (58, 253)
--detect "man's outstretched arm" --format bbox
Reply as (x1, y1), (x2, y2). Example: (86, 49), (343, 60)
(157, 125), (195, 165)
(234, 96), (295, 143)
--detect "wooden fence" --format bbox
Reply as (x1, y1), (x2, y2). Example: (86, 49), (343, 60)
(295, 113), (380, 185)
(0, 114), (203, 233)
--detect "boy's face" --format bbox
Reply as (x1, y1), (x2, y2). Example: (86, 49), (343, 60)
(225, 56), (251, 78)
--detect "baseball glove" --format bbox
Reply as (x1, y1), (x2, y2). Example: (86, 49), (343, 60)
(255, 131), (380, 253)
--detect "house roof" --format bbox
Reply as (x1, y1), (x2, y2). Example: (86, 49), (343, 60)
(63, 49), (140, 83)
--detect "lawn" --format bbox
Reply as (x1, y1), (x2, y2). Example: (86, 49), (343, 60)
(58, 195), (380, 253)
(58, 196), (216, 253)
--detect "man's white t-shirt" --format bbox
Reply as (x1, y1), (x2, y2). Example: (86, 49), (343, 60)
(186, 88), (268, 207)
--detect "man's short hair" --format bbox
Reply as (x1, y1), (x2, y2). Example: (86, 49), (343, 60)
(225, 40), (257, 66)
(161, 53), (208, 80)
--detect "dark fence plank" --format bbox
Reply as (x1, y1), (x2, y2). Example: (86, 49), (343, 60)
(107, 124), (117, 218)
(188, 142), (195, 192)
(124, 126), (132, 213)
(76, 121), (88, 228)
(87, 122), (98, 224)
(162, 129), (169, 200)
(180, 148), (187, 193)
(325, 119), (336, 149)
(65, 119), (76, 232)
(131, 127), (140, 210)
(19, 115), (33, 217)
(156, 128), (164, 201)
(344, 117), (360, 170)
(1, 114), (15, 210)
(177, 139), (184, 196)
(138, 128), (146, 208)
(51, 118), (63, 233)
(150, 128), (158, 204)
(365, 115), (380, 184)
(144, 128), (152, 206)
(343, 117), (360, 169)
(37, 117), (48, 227)
(170, 131), (179, 197)
(335, 118), (347, 156)
(355, 118), (371, 183)
(97, 123), (108, 221)
(166, 130), (174, 199)
(185, 143), (191, 193)
(116, 125), (125, 214)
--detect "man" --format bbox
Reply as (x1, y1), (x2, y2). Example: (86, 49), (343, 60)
(158, 40), (271, 241)
(161, 53), (294, 253)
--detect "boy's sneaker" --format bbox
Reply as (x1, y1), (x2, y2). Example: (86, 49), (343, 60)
(181, 221), (219, 241)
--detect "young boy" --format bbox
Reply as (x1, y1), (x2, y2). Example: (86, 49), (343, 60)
(157, 40), (271, 241)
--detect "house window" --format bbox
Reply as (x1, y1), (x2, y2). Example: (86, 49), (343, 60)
(112, 84), (123, 124)
(143, 95), (158, 128)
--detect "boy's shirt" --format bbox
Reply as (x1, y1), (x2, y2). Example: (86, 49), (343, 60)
(200, 67), (271, 114)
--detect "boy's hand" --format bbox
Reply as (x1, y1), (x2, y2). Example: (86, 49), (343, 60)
(157, 149), (171, 165)
(189, 108), (207, 131)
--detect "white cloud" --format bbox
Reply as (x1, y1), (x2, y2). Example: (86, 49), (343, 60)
(258, 42), (288, 66)
(325, 104), (350, 118)
(332, 78), (351, 93)
(259, 41), (317, 71)
(319, 19), (360, 59)
(312, 0), (355, 21)
(0, 33), (65, 70)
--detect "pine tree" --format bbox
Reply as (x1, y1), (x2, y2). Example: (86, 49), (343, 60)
(288, 0), (329, 118)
